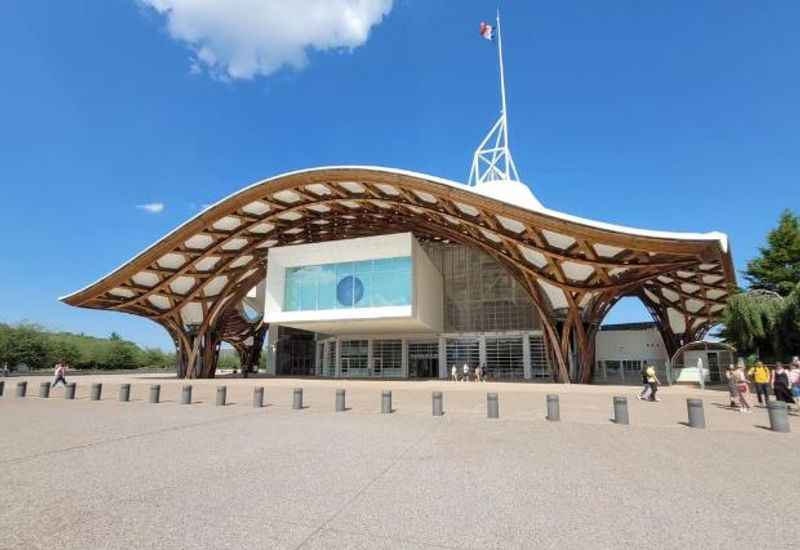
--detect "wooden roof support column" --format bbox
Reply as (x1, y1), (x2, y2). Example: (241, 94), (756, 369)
(227, 323), (268, 375)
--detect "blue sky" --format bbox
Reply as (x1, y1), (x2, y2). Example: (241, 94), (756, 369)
(1, 1), (798, 349)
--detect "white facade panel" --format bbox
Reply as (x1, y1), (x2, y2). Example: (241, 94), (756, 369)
(595, 327), (668, 364)
(264, 233), (443, 334)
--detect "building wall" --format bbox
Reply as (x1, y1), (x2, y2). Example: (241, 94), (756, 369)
(596, 328), (668, 363)
(594, 327), (669, 384)
(264, 232), (442, 333)
(268, 239), (552, 380)
(413, 237), (444, 334)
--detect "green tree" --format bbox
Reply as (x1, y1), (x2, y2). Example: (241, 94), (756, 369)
(744, 209), (800, 297)
(140, 347), (175, 369)
(0, 323), (10, 367)
(776, 283), (800, 355)
(719, 292), (783, 356)
(47, 338), (81, 366)
(102, 339), (140, 370)
(5, 324), (50, 370)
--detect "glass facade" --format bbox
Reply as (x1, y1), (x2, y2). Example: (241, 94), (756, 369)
(485, 336), (524, 380)
(373, 339), (402, 377)
(421, 243), (539, 332)
(408, 341), (439, 378)
(529, 334), (550, 379)
(284, 257), (411, 312)
(272, 242), (554, 382)
(445, 338), (480, 370)
(340, 340), (368, 376)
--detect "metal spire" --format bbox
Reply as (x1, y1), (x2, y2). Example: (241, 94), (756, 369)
(469, 9), (520, 186)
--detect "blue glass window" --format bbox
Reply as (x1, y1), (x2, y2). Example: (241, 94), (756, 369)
(283, 257), (411, 312)
(317, 264), (337, 310)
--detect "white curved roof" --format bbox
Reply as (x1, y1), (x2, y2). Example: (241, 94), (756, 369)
(61, 165), (731, 300)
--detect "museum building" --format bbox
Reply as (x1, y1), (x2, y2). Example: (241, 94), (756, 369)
(60, 17), (736, 382)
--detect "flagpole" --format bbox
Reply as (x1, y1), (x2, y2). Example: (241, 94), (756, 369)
(496, 9), (510, 180)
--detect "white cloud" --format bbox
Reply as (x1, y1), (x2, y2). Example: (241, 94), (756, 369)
(139, 0), (394, 80)
(137, 202), (165, 213)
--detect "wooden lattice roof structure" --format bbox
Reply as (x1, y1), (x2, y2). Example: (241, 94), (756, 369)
(61, 166), (736, 381)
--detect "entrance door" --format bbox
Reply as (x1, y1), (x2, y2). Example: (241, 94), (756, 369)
(409, 358), (434, 378)
(408, 342), (439, 378)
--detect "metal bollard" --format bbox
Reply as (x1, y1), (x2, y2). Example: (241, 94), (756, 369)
(253, 386), (264, 408)
(293, 388), (303, 410)
(181, 385), (192, 405)
(381, 390), (392, 414)
(686, 398), (706, 429)
(16, 381), (27, 398)
(39, 382), (51, 398)
(119, 384), (131, 402)
(90, 383), (103, 401)
(432, 391), (443, 416)
(216, 386), (227, 406)
(767, 401), (791, 433)
(65, 383), (76, 400)
(546, 394), (560, 421)
(613, 396), (629, 425)
(149, 384), (160, 404)
(336, 389), (346, 412)
(0, 380), (4, 397)
(487, 392), (499, 418)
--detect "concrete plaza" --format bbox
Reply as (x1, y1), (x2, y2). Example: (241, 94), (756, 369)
(1, 374), (797, 549)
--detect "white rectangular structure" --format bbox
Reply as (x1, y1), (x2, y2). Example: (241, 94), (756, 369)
(265, 233), (443, 335)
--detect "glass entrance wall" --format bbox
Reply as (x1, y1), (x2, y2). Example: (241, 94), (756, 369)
(485, 336), (524, 380)
(309, 332), (550, 380)
(408, 341), (439, 378)
(274, 327), (316, 376)
(324, 341), (336, 377)
(373, 339), (402, 377)
(445, 338), (480, 370)
(340, 340), (368, 377)
(529, 334), (551, 379)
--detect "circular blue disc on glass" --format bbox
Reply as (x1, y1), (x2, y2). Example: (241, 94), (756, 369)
(337, 275), (364, 306)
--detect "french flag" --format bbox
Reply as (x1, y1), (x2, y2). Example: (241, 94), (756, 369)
(479, 21), (494, 41)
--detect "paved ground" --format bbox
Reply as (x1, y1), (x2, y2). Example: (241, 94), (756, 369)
(1, 374), (798, 549)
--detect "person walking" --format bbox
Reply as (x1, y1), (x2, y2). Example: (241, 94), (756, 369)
(462, 363), (470, 382)
(772, 362), (796, 410)
(748, 361), (771, 405)
(645, 364), (660, 402)
(726, 365), (740, 409)
(450, 364), (458, 382)
(474, 364), (483, 383)
(726, 364), (752, 412)
(734, 360), (752, 412)
(788, 358), (800, 401)
(637, 364), (651, 401)
(52, 361), (68, 388)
